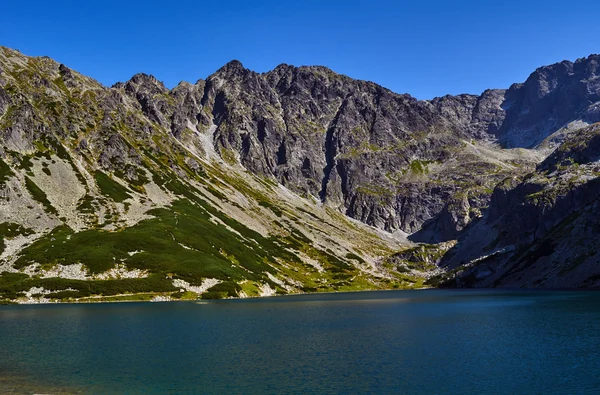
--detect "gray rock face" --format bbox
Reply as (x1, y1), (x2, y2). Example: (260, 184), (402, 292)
(438, 124), (600, 288)
(113, 59), (501, 234)
(429, 89), (507, 140)
(538, 125), (600, 172)
(497, 55), (600, 147)
(127, 62), (521, 234)
(122, 73), (172, 128)
(0, 86), (9, 117)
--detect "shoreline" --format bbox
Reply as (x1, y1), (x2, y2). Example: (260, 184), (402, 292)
(2, 286), (436, 306)
(3, 286), (597, 306)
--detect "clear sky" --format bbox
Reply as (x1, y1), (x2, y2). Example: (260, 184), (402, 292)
(2, 0), (599, 99)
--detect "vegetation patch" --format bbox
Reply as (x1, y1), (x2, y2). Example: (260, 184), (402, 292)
(0, 273), (177, 301)
(201, 282), (242, 299)
(0, 157), (14, 182)
(345, 252), (366, 263)
(95, 171), (132, 202)
(24, 176), (58, 215)
(356, 184), (394, 198)
(297, 207), (321, 221)
(13, 198), (295, 287)
(219, 147), (238, 165)
(409, 159), (435, 174)
(258, 199), (283, 216)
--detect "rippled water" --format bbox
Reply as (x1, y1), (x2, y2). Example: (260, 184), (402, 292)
(1, 289), (600, 394)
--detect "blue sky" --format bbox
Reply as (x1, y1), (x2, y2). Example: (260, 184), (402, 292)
(2, 0), (599, 99)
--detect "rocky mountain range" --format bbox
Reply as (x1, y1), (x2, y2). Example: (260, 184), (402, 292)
(1, 46), (599, 302)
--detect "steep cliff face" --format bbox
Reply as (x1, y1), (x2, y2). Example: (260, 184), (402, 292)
(156, 55), (600, 236)
(127, 60), (535, 236)
(435, 124), (600, 288)
(2, 45), (600, 300)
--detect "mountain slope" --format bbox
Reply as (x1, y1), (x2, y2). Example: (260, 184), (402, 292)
(434, 123), (600, 288)
(0, 47), (419, 303)
(2, 46), (600, 301)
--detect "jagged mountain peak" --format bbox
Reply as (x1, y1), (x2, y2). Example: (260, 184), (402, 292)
(222, 59), (245, 69)
(121, 73), (168, 94)
(127, 72), (163, 84)
(213, 59), (250, 77)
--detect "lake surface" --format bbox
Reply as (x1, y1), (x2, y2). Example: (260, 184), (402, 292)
(1, 289), (600, 394)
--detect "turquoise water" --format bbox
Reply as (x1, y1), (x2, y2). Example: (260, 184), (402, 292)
(1, 289), (600, 394)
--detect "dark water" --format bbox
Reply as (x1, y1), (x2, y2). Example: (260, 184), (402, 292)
(1, 290), (600, 394)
